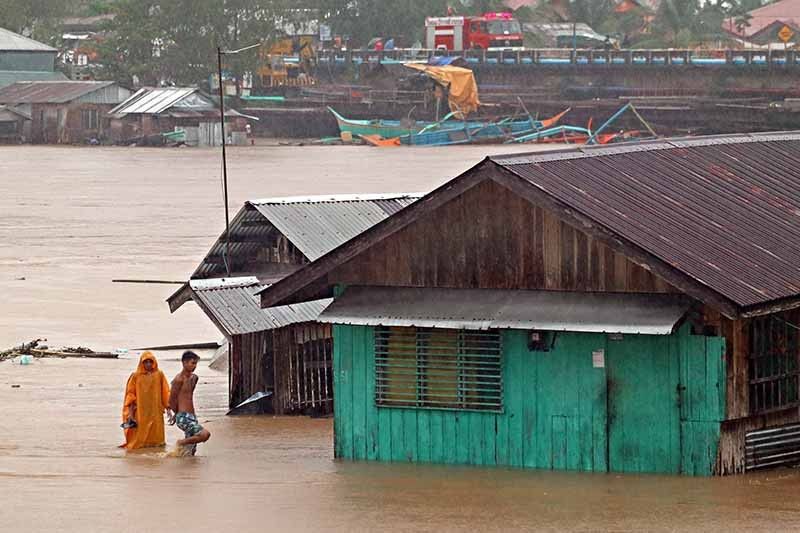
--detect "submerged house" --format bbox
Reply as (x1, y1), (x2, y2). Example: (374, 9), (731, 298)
(108, 87), (253, 146)
(0, 80), (130, 143)
(259, 132), (800, 475)
(168, 194), (420, 413)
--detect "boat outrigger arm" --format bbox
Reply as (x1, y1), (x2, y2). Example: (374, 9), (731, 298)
(585, 102), (657, 145)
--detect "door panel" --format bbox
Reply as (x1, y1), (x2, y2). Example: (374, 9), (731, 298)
(607, 334), (681, 474)
(533, 333), (608, 472)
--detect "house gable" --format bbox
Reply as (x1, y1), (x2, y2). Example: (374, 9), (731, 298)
(290, 177), (677, 298)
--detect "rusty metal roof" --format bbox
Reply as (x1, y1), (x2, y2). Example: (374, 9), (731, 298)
(0, 80), (117, 103)
(0, 27), (56, 52)
(189, 277), (331, 336)
(493, 132), (800, 309)
(320, 286), (689, 335)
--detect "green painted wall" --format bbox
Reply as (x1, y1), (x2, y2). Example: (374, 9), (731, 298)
(333, 323), (726, 476)
(0, 51), (56, 72)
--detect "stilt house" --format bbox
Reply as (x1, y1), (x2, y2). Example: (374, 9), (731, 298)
(168, 194), (420, 414)
(258, 132), (800, 475)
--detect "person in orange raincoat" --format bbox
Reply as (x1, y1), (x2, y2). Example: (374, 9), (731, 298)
(120, 351), (172, 449)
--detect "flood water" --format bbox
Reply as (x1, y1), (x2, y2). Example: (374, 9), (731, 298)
(2, 356), (800, 532)
(2, 145), (800, 531)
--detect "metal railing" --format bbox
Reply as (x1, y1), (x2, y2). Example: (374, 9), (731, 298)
(309, 47), (800, 68)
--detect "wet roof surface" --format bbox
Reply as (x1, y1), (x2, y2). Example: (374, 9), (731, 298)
(190, 277), (331, 335)
(493, 132), (800, 308)
(320, 286), (690, 334)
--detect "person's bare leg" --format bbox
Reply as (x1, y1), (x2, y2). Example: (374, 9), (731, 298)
(177, 428), (211, 446)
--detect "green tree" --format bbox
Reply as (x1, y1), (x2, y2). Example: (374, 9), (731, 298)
(96, 0), (287, 87)
(0, 0), (79, 43)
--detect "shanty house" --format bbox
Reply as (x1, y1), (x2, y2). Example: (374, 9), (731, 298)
(0, 27), (67, 89)
(169, 194), (420, 414)
(108, 87), (253, 146)
(259, 132), (800, 476)
(0, 81), (130, 143)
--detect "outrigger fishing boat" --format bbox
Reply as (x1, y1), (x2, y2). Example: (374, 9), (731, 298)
(330, 106), (570, 142)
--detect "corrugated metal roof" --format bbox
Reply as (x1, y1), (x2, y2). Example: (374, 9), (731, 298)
(0, 80), (117, 104)
(193, 193), (422, 279)
(320, 286), (689, 335)
(252, 193), (421, 261)
(0, 70), (67, 89)
(0, 28), (56, 52)
(493, 132), (800, 308)
(189, 277), (331, 335)
(109, 87), (205, 116)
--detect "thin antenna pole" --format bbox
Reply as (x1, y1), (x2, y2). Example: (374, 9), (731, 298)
(217, 46), (231, 277)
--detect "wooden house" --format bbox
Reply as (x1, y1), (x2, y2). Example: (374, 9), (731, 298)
(168, 193), (421, 414)
(108, 87), (253, 146)
(258, 132), (800, 475)
(0, 81), (130, 143)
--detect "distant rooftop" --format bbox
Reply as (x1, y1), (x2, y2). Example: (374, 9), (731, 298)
(0, 27), (56, 52)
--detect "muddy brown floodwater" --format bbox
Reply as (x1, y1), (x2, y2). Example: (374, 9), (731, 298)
(2, 145), (800, 531)
(1, 143), (551, 351)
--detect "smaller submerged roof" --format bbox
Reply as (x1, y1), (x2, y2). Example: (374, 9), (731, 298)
(250, 193), (421, 262)
(320, 286), (690, 335)
(189, 276), (331, 336)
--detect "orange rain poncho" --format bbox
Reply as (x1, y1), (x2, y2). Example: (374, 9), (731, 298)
(121, 352), (170, 450)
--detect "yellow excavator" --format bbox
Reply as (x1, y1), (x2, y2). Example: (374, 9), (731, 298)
(256, 36), (316, 89)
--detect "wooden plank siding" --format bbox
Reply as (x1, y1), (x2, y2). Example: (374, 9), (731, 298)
(272, 323), (333, 415)
(230, 331), (272, 409)
(330, 180), (675, 295)
(334, 323), (726, 475)
(230, 324), (333, 415)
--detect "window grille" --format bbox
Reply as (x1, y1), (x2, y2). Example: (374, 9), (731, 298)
(749, 315), (800, 414)
(375, 326), (503, 412)
(81, 109), (98, 130)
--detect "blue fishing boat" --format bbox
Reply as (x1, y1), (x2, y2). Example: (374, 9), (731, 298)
(397, 110), (572, 146)
(332, 107), (571, 145)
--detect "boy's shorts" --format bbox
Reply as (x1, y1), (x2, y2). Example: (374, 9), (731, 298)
(176, 412), (203, 438)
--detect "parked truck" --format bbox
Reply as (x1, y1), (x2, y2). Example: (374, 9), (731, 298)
(425, 12), (524, 51)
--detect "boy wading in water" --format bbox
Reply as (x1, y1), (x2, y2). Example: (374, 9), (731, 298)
(169, 351), (211, 455)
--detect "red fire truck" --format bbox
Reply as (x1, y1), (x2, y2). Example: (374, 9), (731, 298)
(425, 12), (524, 51)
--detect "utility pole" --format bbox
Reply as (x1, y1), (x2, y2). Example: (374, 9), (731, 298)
(216, 42), (262, 277)
(216, 46), (231, 277)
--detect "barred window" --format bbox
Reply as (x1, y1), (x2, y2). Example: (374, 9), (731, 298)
(749, 315), (800, 414)
(81, 108), (99, 130)
(375, 326), (503, 412)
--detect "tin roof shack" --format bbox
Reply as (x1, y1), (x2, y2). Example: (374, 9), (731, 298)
(0, 27), (67, 89)
(109, 87), (252, 146)
(168, 194), (421, 414)
(0, 104), (30, 142)
(259, 132), (800, 476)
(0, 81), (130, 144)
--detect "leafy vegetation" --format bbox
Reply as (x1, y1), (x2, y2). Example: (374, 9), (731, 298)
(0, 0), (781, 86)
